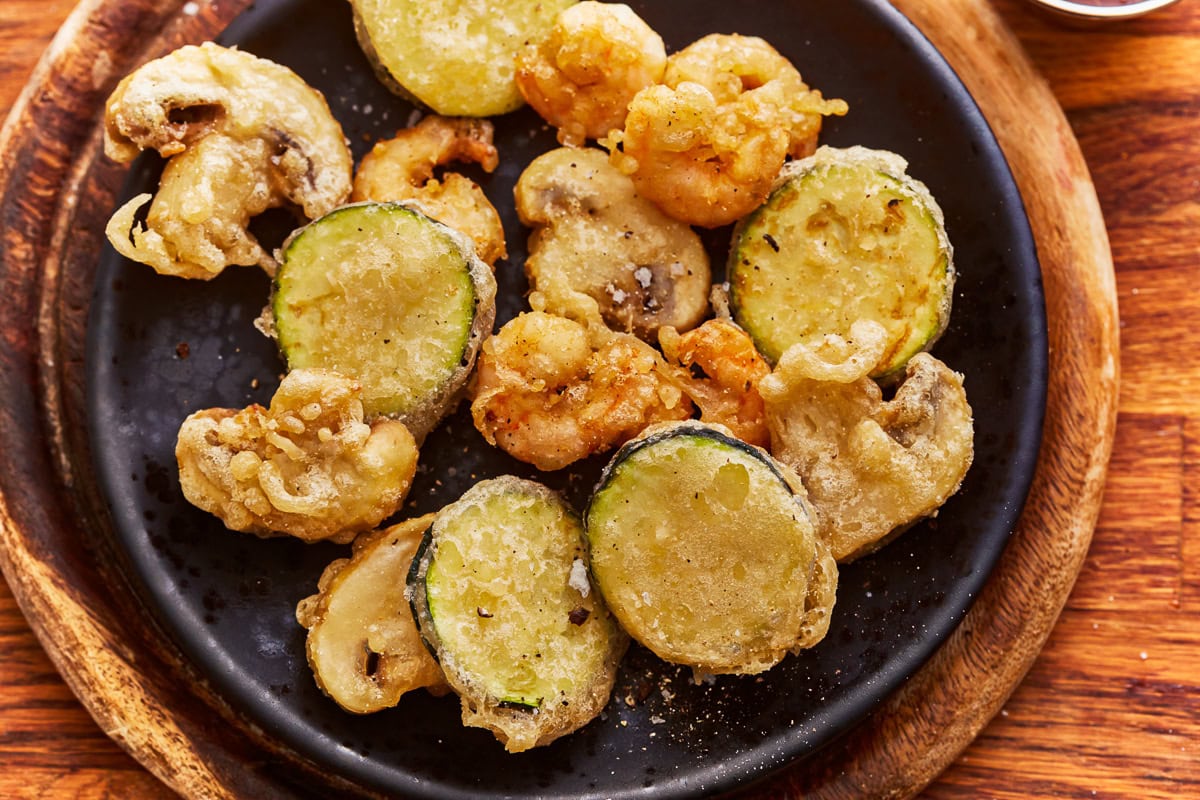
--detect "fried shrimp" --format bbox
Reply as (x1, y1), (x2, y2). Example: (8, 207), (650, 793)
(176, 369), (419, 543)
(606, 34), (847, 228)
(660, 319), (771, 448)
(352, 115), (507, 266)
(471, 312), (691, 471)
(104, 43), (352, 279)
(515, 2), (666, 147)
(663, 34), (844, 160)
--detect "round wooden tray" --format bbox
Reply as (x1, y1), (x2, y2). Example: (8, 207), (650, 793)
(0, 0), (1118, 797)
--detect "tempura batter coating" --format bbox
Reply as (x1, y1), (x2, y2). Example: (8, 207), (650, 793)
(660, 319), (771, 448)
(607, 34), (847, 228)
(470, 312), (691, 471)
(586, 421), (836, 677)
(104, 43), (352, 279)
(176, 369), (418, 543)
(351, 115), (507, 266)
(515, 2), (666, 146)
(296, 515), (448, 714)
(515, 147), (710, 341)
(760, 321), (974, 561)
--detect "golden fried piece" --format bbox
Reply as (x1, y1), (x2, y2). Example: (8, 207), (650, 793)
(660, 319), (771, 448)
(664, 34), (845, 161)
(795, 540), (839, 652)
(470, 312), (691, 471)
(515, 2), (666, 147)
(176, 369), (418, 543)
(296, 514), (448, 714)
(760, 321), (974, 561)
(104, 43), (353, 279)
(606, 34), (847, 228)
(515, 147), (710, 342)
(351, 115), (507, 266)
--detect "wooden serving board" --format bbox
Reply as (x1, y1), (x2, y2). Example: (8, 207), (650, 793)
(0, 0), (1118, 797)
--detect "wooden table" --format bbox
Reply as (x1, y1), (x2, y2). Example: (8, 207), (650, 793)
(1, 0), (1197, 797)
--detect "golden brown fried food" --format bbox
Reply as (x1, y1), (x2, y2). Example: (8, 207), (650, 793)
(760, 321), (974, 561)
(176, 369), (418, 543)
(586, 420), (834, 677)
(515, 147), (710, 341)
(795, 540), (839, 651)
(663, 34), (843, 161)
(470, 312), (691, 471)
(351, 115), (507, 266)
(515, 1), (666, 147)
(660, 319), (771, 448)
(409, 477), (627, 752)
(350, 0), (577, 117)
(296, 514), (448, 714)
(104, 43), (353, 279)
(606, 34), (847, 228)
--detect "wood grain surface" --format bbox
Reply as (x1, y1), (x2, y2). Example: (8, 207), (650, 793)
(0, 0), (1192, 798)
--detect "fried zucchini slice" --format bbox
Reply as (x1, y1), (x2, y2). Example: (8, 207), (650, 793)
(272, 202), (497, 439)
(351, 0), (577, 117)
(728, 146), (954, 378)
(586, 421), (836, 676)
(296, 515), (448, 713)
(408, 477), (627, 752)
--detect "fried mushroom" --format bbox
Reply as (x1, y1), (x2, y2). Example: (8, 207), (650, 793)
(760, 321), (974, 561)
(176, 369), (418, 543)
(296, 514), (448, 713)
(515, 146), (710, 342)
(104, 43), (353, 279)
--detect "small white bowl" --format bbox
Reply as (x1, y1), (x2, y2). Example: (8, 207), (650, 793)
(1025, 0), (1182, 21)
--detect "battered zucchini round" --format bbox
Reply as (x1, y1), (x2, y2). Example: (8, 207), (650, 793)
(271, 202), (496, 439)
(586, 421), (835, 675)
(351, 0), (577, 117)
(728, 145), (954, 379)
(407, 477), (627, 752)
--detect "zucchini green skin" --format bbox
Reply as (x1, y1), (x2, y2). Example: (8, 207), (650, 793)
(406, 524), (439, 662)
(272, 202), (496, 439)
(406, 476), (626, 752)
(585, 421), (832, 676)
(728, 145), (954, 380)
(592, 422), (798, 498)
(350, 0), (577, 117)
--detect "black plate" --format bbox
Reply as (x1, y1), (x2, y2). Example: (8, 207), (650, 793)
(86, 1), (1047, 797)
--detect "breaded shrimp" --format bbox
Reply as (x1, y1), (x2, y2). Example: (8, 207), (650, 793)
(515, 1), (666, 147)
(660, 319), (771, 447)
(352, 115), (507, 265)
(606, 34), (847, 228)
(663, 33), (842, 160)
(471, 312), (691, 471)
